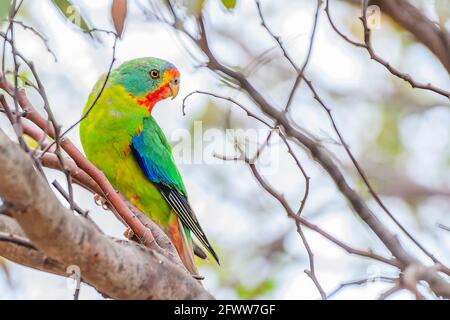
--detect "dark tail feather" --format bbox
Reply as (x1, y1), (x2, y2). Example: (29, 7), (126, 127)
(193, 242), (208, 260)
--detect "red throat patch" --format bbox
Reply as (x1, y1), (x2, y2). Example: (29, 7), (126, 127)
(132, 84), (171, 113)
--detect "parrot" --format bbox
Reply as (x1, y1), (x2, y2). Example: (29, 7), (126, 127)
(80, 57), (219, 275)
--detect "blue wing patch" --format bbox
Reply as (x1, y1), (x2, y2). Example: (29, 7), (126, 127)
(130, 117), (219, 264)
(131, 133), (173, 187)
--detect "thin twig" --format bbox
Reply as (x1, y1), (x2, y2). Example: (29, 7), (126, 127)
(360, 0), (449, 99)
(278, 131), (310, 216)
(40, 30), (119, 155)
(325, 0), (449, 99)
(9, 20), (57, 61)
(305, 76), (442, 265)
(182, 90), (274, 128)
(377, 283), (403, 300)
(254, 0), (442, 265)
(7, 1), (27, 150)
(284, 0), (322, 112)
(215, 146), (395, 298)
(0, 74), (156, 250)
(437, 223), (450, 232)
(51, 180), (89, 216)
(239, 143), (325, 299)
(327, 276), (396, 299)
(0, 25), (74, 209)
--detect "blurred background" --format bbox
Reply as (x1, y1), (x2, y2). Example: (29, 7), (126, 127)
(0, 0), (449, 299)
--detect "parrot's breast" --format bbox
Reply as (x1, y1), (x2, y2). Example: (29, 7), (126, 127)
(80, 83), (173, 226)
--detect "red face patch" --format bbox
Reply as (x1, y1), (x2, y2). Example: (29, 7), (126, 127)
(131, 68), (180, 113)
(166, 68), (180, 79)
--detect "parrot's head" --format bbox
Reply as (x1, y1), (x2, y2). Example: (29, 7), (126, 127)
(112, 57), (180, 113)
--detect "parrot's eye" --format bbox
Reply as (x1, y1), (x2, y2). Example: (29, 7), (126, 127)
(149, 69), (160, 79)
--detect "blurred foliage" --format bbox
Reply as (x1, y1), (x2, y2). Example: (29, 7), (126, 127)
(236, 279), (275, 299)
(188, 100), (245, 132)
(447, 147), (450, 166)
(50, 0), (93, 36)
(184, 0), (205, 17)
(221, 0), (237, 10)
(374, 107), (404, 160)
(181, 0), (237, 16)
(0, 0), (12, 21)
(434, 0), (450, 27)
(18, 70), (31, 87)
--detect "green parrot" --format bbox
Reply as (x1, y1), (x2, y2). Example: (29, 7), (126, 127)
(80, 57), (219, 275)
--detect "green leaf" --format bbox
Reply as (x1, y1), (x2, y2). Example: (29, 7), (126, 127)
(18, 70), (31, 87)
(221, 0), (237, 10)
(185, 0), (205, 17)
(0, 0), (12, 22)
(50, 0), (92, 36)
(374, 107), (403, 159)
(236, 279), (276, 299)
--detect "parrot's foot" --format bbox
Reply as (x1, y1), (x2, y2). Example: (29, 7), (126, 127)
(94, 194), (109, 211)
(123, 227), (135, 240)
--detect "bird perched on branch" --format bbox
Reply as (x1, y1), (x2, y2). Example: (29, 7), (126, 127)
(80, 57), (219, 275)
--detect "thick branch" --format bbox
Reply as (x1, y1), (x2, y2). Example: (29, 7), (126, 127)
(0, 129), (213, 299)
(0, 214), (67, 276)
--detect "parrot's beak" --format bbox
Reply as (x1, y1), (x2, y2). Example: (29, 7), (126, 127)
(169, 78), (180, 100)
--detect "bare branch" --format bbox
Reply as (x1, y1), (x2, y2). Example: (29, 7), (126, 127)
(360, 0), (449, 99)
(327, 276), (396, 299)
(182, 90), (274, 128)
(252, 0), (444, 266)
(0, 214), (67, 277)
(164, 2), (450, 297)
(377, 283), (403, 300)
(9, 20), (57, 61)
(216, 145), (396, 298)
(40, 29), (119, 155)
(325, 0), (450, 99)
(369, 0), (450, 74)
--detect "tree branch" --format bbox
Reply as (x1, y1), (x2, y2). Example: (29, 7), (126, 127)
(0, 73), (156, 253)
(369, 0), (450, 74)
(0, 214), (67, 277)
(325, 1), (450, 98)
(0, 129), (213, 299)
(163, 4), (450, 298)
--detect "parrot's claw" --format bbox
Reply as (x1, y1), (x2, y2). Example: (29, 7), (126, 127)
(192, 275), (205, 280)
(123, 227), (135, 240)
(94, 194), (109, 211)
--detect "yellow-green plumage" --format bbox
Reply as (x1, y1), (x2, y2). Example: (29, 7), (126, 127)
(80, 58), (218, 275)
(81, 82), (172, 225)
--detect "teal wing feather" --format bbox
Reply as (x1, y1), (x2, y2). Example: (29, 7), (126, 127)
(131, 117), (219, 264)
(131, 116), (185, 194)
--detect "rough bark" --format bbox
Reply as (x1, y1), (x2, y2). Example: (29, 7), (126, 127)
(0, 129), (213, 300)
